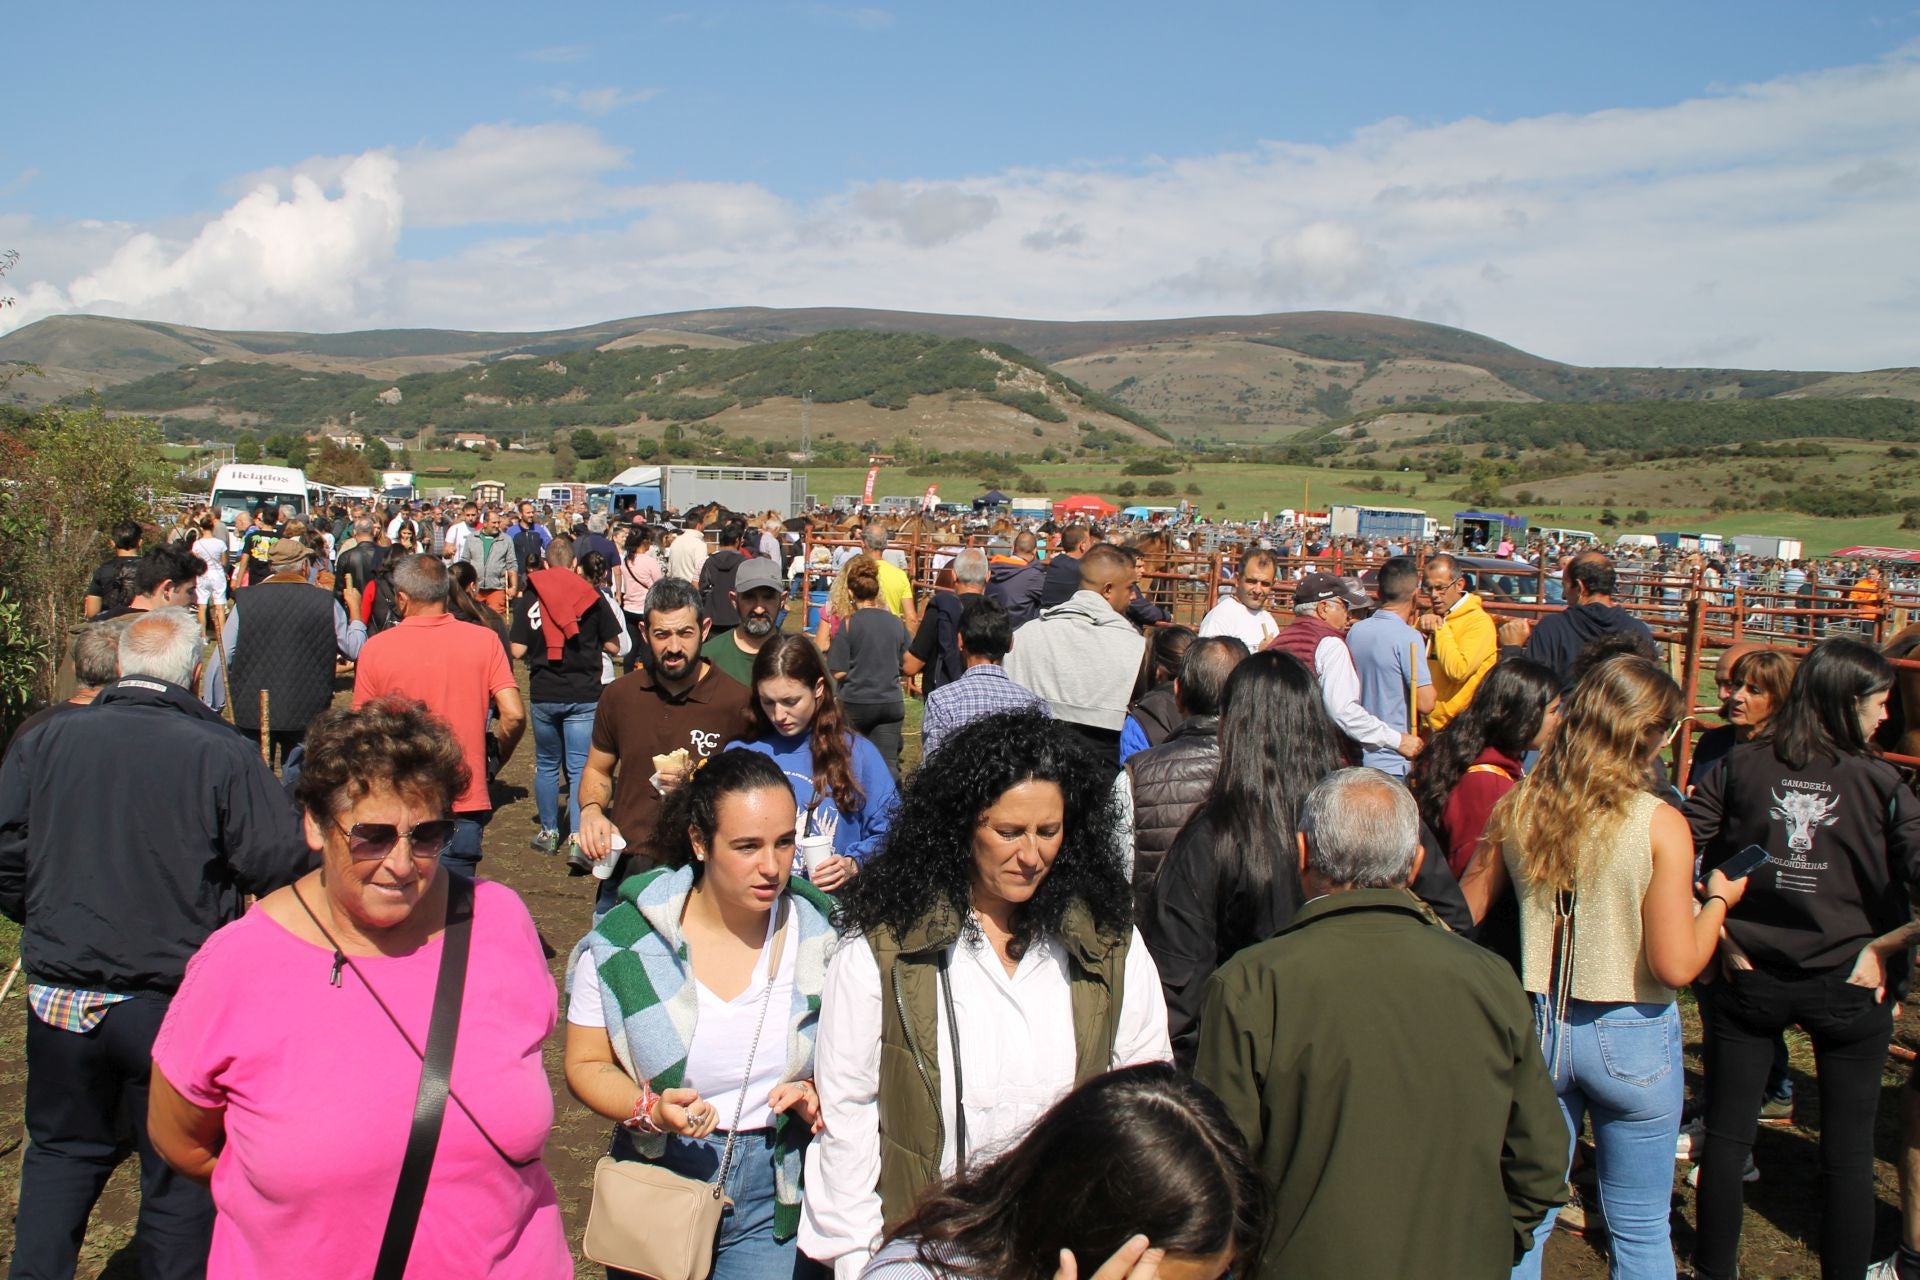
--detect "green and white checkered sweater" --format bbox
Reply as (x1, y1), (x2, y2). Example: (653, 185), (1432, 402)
(572, 865), (839, 1240)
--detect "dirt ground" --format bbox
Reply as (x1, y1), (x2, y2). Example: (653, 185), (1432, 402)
(0, 663), (1912, 1278)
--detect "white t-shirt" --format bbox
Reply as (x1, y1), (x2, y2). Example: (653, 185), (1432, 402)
(569, 910), (797, 1131)
(444, 520), (473, 560)
(1198, 595), (1280, 650)
(191, 535), (230, 602)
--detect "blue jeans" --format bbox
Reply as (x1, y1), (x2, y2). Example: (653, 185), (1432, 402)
(531, 699), (598, 837)
(606, 1127), (801, 1280)
(1512, 998), (1682, 1280)
(442, 810), (491, 876)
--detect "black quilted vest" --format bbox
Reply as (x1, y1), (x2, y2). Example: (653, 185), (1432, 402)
(230, 578), (339, 733)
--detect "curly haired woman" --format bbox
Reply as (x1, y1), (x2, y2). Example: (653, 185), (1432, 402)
(799, 709), (1171, 1278)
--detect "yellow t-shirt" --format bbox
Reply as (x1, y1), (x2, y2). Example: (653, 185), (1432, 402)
(875, 559), (915, 618)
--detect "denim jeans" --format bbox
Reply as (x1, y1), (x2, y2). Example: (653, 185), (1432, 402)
(531, 699), (598, 838)
(1691, 965), (1891, 1280)
(442, 810), (491, 876)
(606, 1127), (804, 1280)
(1512, 998), (1683, 1280)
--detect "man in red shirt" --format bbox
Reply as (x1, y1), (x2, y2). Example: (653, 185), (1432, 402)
(352, 554), (526, 874)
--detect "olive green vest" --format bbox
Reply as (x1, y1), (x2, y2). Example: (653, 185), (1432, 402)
(866, 898), (1130, 1226)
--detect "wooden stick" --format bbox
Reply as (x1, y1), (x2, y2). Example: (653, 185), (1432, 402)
(0, 957), (21, 1003)
(259, 689), (271, 765)
(1409, 641), (1420, 734)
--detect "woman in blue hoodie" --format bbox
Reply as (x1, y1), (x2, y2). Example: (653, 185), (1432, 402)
(729, 634), (898, 892)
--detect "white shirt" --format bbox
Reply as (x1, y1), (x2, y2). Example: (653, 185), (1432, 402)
(800, 925), (1171, 1278)
(1198, 595), (1280, 650)
(569, 909), (797, 1132)
(1312, 634), (1404, 753)
(666, 529), (709, 582)
(444, 520), (473, 560)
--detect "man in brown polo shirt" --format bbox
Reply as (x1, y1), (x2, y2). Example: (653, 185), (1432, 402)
(576, 575), (751, 915)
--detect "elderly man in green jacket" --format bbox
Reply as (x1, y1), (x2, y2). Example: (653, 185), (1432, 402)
(1195, 768), (1566, 1279)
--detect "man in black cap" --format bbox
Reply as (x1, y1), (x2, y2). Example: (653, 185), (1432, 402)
(1271, 571), (1421, 765)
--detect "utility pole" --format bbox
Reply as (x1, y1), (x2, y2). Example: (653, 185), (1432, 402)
(801, 388), (812, 461)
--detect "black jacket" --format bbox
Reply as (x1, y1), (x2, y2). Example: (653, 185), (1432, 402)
(1127, 685), (1183, 752)
(1686, 739), (1920, 976)
(700, 548), (750, 629)
(1524, 602), (1655, 693)
(0, 678), (311, 993)
(1039, 553), (1082, 609)
(1144, 809), (1474, 1068)
(1126, 716), (1220, 904)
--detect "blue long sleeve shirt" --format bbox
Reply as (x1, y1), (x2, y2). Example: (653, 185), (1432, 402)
(727, 729), (899, 868)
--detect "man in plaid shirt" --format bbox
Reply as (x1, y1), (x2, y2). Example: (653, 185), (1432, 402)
(920, 597), (1049, 759)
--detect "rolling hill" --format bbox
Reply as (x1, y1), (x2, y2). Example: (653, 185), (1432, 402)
(7, 307), (1913, 444)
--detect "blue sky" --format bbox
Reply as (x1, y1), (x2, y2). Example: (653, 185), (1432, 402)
(6, 2), (1918, 368)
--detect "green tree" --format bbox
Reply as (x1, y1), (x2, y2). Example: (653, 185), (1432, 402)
(364, 436), (392, 469)
(0, 404), (170, 705)
(1115, 480), (1138, 499)
(1145, 480), (1177, 497)
(309, 439), (373, 487)
(234, 435), (262, 463)
(570, 428), (606, 459)
(1599, 507), (1621, 527)
(552, 441), (578, 480)
(284, 438), (310, 469)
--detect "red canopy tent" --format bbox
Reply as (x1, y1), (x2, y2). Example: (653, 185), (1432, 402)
(1053, 494), (1120, 517)
(1832, 546), (1920, 564)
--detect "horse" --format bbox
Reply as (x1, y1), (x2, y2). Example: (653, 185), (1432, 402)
(1879, 623), (1920, 761)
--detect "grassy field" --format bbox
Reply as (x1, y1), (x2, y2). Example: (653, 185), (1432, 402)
(163, 442), (1918, 557)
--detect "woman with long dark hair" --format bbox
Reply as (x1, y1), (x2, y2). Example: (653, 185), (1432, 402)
(729, 635), (897, 893)
(1140, 650), (1340, 1066)
(617, 527), (663, 672)
(861, 1064), (1264, 1279)
(1412, 658), (1562, 878)
(1120, 625), (1195, 761)
(800, 709), (1171, 1276)
(1464, 655), (1750, 1280)
(1685, 638), (1920, 1280)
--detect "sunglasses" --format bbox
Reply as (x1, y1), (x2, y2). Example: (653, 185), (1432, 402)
(331, 816), (458, 862)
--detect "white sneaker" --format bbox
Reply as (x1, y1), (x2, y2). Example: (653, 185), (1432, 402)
(1685, 1154), (1758, 1186)
(1676, 1117), (1703, 1161)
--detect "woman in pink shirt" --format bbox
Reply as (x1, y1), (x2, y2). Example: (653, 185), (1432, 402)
(148, 698), (571, 1279)
(618, 526), (665, 671)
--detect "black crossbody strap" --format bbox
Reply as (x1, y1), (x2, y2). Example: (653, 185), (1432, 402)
(373, 872), (474, 1280)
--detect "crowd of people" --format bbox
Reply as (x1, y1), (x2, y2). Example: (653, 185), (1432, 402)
(3, 489), (1920, 1280)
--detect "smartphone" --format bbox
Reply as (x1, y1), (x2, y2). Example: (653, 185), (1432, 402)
(1713, 844), (1772, 880)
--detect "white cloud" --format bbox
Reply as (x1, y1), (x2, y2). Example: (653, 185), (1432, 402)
(7, 45), (1920, 370)
(545, 85), (661, 116)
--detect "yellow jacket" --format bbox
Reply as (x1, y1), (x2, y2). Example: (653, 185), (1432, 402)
(1427, 593), (1498, 730)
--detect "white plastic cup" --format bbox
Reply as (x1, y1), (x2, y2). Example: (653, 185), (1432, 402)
(593, 831), (627, 880)
(797, 834), (835, 878)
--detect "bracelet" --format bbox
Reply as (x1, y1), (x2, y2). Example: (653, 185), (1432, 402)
(1703, 893), (1730, 911)
(623, 1081), (660, 1131)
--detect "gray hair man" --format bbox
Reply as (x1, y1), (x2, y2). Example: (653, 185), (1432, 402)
(1194, 768), (1567, 1280)
(0, 607), (308, 1276)
(904, 547), (989, 694)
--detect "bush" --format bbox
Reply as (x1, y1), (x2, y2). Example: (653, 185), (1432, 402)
(1115, 481), (1138, 499)
(1145, 480), (1177, 497)
(1123, 457), (1177, 476)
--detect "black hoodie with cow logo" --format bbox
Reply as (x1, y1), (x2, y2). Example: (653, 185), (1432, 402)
(1686, 739), (1920, 974)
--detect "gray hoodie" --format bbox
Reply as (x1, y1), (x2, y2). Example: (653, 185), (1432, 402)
(1003, 589), (1146, 730)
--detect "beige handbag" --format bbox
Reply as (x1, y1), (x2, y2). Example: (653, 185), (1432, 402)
(582, 900), (790, 1280)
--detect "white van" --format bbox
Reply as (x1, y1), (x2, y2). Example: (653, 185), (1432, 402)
(1615, 533), (1658, 550)
(210, 464), (310, 546)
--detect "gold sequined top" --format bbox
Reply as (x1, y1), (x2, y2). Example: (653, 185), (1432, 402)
(1508, 790), (1676, 1006)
